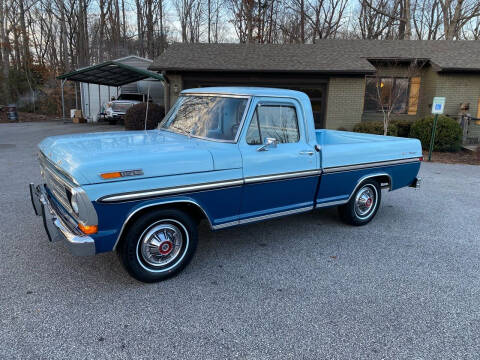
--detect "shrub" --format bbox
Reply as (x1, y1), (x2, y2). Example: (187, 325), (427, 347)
(124, 103), (165, 130)
(353, 121), (398, 137)
(390, 120), (413, 138)
(409, 115), (462, 152)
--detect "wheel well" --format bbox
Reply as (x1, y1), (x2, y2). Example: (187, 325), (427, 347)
(114, 201), (209, 251)
(373, 175), (392, 190)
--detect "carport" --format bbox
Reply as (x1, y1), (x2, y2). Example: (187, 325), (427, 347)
(57, 60), (164, 121)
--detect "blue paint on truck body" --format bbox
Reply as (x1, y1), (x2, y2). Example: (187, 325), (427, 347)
(37, 87), (422, 254)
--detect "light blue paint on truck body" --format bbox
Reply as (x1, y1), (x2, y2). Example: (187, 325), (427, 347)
(34, 87), (422, 255)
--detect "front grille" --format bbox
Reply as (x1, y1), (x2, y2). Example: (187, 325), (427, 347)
(39, 153), (75, 216)
(112, 103), (133, 112)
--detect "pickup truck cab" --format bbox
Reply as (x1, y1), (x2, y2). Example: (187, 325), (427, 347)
(30, 87), (422, 282)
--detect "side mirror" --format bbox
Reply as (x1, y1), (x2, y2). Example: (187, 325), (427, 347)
(257, 137), (278, 152)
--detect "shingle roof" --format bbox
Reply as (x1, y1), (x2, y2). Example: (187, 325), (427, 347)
(149, 40), (480, 74)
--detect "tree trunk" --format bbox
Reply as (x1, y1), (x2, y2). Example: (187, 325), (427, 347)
(146, 0), (154, 58)
(99, 0), (106, 62)
(159, 0), (165, 52)
(208, 0), (211, 42)
(246, 0), (254, 43)
(122, 0), (126, 48)
(18, 0), (31, 68)
(0, 0), (10, 102)
(115, 0), (120, 56)
(445, 0), (463, 40)
(135, 0), (144, 56)
(404, 0), (411, 39)
(300, 0), (305, 43)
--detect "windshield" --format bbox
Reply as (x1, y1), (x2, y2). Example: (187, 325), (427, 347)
(159, 95), (249, 141)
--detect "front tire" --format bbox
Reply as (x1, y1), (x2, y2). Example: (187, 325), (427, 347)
(338, 179), (381, 226)
(118, 209), (198, 283)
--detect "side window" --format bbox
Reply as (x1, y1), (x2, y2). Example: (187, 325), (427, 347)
(246, 111), (262, 145)
(246, 104), (300, 145)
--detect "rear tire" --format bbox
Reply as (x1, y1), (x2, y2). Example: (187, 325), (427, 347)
(338, 179), (381, 226)
(118, 209), (198, 283)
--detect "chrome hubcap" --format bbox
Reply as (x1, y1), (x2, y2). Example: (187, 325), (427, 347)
(354, 185), (376, 219)
(139, 223), (183, 267)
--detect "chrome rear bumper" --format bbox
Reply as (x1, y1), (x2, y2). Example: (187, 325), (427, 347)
(409, 177), (422, 189)
(29, 183), (96, 256)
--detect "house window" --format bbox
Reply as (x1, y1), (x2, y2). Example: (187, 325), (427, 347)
(364, 76), (412, 114)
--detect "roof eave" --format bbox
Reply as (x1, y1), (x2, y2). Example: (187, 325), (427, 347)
(437, 67), (480, 74)
(149, 67), (375, 75)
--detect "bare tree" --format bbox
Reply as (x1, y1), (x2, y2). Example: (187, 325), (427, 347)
(308, 0), (348, 40)
(359, 0), (411, 39)
(439, 0), (480, 40)
(412, 0), (441, 39)
(0, 0), (10, 101)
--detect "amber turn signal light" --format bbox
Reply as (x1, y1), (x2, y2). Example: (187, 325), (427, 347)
(78, 223), (98, 235)
(100, 172), (122, 179)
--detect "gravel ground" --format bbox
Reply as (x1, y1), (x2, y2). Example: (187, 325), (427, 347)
(1, 122), (480, 360)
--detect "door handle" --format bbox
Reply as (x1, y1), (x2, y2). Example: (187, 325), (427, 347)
(299, 150), (314, 156)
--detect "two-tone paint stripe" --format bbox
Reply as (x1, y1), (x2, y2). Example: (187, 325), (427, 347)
(99, 157), (421, 203)
(322, 157), (421, 174)
(99, 169), (321, 203)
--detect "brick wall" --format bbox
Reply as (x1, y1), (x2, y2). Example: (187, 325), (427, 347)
(325, 77), (365, 130)
(424, 72), (480, 141)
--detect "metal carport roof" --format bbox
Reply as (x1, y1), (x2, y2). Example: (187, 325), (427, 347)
(56, 59), (164, 121)
(57, 60), (164, 86)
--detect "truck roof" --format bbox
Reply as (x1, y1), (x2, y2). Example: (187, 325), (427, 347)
(181, 87), (310, 101)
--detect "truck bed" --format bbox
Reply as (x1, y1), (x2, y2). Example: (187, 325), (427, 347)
(316, 130), (423, 169)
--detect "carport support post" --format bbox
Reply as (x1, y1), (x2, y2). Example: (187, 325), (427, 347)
(98, 84), (101, 123)
(75, 83), (78, 109)
(144, 84), (151, 131)
(61, 79), (66, 120)
(87, 83), (91, 120)
(428, 114), (439, 161)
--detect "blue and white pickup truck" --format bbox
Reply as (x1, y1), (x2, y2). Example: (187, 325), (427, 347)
(30, 87), (422, 282)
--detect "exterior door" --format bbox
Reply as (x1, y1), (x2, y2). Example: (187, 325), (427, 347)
(238, 97), (320, 221)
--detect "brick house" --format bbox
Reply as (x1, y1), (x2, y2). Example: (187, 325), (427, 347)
(150, 40), (480, 141)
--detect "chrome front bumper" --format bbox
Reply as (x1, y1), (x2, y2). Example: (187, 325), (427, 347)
(29, 183), (96, 256)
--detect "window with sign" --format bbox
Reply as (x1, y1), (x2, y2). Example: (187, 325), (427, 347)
(364, 76), (416, 114)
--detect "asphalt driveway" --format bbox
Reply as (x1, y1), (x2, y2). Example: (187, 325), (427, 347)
(1, 122), (480, 359)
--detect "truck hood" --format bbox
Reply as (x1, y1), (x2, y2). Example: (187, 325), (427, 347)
(38, 130), (214, 185)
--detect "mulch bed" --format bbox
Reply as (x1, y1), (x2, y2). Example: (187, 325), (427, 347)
(423, 149), (480, 165)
